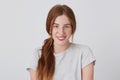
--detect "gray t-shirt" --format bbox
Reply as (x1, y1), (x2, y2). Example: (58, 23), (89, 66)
(26, 43), (96, 80)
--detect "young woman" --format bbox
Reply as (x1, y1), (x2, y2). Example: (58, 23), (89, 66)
(27, 4), (96, 80)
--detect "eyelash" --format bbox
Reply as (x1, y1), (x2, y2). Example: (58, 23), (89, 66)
(64, 26), (70, 28)
(53, 25), (70, 28)
(53, 25), (58, 28)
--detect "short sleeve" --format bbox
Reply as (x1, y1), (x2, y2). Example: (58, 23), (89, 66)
(26, 48), (41, 71)
(81, 45), (96, 68)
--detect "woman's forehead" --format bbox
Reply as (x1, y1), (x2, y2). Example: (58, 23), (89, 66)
(54, 15), (71, 24)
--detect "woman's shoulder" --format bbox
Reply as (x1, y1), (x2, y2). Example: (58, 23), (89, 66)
(71, 43), (94, 57)
(71, 43), (91, 50)
(33, 47), (42, 58)
(35, 47), (42, 52)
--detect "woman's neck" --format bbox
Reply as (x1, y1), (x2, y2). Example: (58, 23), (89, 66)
(54, 42), (71, 54)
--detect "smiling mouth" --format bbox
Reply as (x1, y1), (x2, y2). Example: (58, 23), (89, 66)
(56, 36), (66, 41)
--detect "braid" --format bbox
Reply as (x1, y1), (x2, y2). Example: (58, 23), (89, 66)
(37, 37), (55, 80)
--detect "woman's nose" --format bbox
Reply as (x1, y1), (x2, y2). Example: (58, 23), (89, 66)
(58, 27), (64, 34)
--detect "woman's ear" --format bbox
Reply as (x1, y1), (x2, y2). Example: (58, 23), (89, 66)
(49, 30), (52, 35)
(49, 28), (52, 35)
(49, 31), (51, 33)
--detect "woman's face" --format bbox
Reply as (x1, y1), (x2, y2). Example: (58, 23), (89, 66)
(52, 14), (72, 46)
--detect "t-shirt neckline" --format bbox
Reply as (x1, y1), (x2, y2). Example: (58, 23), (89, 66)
(54, 43), (73, 57)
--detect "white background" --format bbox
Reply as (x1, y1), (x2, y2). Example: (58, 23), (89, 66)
(0, 0), (120, 80)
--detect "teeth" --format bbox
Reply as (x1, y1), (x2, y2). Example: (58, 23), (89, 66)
(58, 37), (64, 39)
(57, 36), (65, 40)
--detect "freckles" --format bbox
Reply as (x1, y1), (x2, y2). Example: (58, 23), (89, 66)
(52, 30), (57, 35)
(66, 29), (72, 33)
(54, 30), (58, 34)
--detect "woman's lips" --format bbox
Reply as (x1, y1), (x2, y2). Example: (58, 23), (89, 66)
(56, 36), (66, 41)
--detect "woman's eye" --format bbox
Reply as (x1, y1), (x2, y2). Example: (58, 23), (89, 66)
(64, 26), (70, 28)
(53, 25), (58, 28)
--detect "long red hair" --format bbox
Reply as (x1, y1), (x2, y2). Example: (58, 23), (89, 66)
(36, 4), (76, 80)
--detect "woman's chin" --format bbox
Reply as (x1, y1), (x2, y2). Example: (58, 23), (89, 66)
(54, 40), (69, 46)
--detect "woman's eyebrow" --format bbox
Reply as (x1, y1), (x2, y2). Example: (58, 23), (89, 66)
(64, 24), (71, 25)
(53, 23), (59, 25)
(53, 23), (71, 25)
